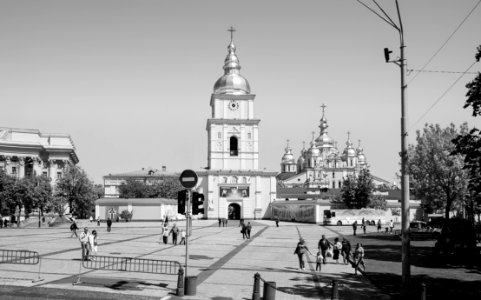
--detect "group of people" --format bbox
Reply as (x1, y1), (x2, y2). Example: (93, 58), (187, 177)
(239, 219), (252, 239)
(161, 222), (186, 245)
(352, 218), (395, 235)
(218, 218), (228, 227)
(79, 227), (99, 261)
(294, 235), (366, 274)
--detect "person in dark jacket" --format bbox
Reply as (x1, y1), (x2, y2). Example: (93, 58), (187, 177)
(246, 222), (252, 239)
(294, 238), (313, 270)
(106, 218), (112, 232)
(318, 235), (330, 264)
(170, 223), (179, 245)
(70, 222), (79, 238)
(341, 237), (352, 265)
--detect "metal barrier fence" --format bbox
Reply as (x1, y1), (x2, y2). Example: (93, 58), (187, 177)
(74, 255), (185, 296)
(0, 249), (43, 282)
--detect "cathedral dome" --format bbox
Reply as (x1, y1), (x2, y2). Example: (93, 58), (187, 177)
(281, 141), (296, 164)
(213, 37), (251, 95)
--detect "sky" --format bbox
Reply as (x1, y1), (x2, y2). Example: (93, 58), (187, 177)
(1, 0), (480, 184)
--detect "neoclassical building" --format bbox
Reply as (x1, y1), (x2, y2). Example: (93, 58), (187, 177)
(0, 127), (79, 182)
(196, 29), (277, 220)
(278, 106), (370, 189)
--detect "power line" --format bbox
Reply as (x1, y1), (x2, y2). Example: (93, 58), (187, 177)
(408, 60), (478, 132)
(407, 69), (478, 75)
(408, 0), (481, 84)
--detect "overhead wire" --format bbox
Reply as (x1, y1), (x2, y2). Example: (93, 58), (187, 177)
(408, 60), (478, 132)
(408, 0), (481, 84)
(407, 69), (478, 75)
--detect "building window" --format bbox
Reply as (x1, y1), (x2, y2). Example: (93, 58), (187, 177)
(223, 177), (228, 183)
(11, 167), (17, 175)
(230, 136), (238, 156)
(232, 176), (238, 184)
(332, 182), (336, 189)
(338, 181), (342, 188)
(247, 132), (251, 139)
(57, 172), (62, 179)
(218, 132), (221, 139)
(332, 172), (335, 178)
(42, 171), (48, 177)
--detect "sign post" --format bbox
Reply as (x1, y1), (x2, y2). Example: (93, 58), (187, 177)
(179, 169), (198, 277)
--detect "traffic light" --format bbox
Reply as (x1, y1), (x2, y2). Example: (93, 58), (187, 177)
(177, 190), (187, 215)
(384, 48), (392, 63)
(192, 192), (205, 215)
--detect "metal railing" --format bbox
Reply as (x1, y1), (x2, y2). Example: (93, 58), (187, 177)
(0, 249), (43, 282)
(81, 255), (181, 275)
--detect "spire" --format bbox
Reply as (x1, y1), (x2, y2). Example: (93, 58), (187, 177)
(284, 139), (292, 153)
(223, 26), (241, 75)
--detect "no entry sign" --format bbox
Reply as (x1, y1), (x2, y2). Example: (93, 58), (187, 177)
(179, 169), (198, 189)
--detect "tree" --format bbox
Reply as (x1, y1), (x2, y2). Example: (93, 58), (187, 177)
(119, 177), (182, 199)
(367, 194), (387, 210)
(452, 45), (481, 222)
(408, 123), (469, 219)
(340, 169), (373, 209)
(55, 166), (99, 219)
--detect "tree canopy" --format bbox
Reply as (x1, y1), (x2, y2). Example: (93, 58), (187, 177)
(340, 168), (374, 209)
(119, 177), (183, 199)
(407, 123), (469, 219)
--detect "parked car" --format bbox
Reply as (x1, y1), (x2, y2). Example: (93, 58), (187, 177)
(408, 221), (441, 240)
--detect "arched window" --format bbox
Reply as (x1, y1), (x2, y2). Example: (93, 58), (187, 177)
(230, 136), (238, 156)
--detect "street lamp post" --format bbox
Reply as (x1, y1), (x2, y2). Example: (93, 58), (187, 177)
(357, 0), (410, 284)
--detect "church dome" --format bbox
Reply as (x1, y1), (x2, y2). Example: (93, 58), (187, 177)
(281, 140), (296, 164)
(213, 37), (251, 95)
(357, 140), (367, 164)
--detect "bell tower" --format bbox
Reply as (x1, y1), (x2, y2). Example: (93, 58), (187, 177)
(207, 27), (260, 171)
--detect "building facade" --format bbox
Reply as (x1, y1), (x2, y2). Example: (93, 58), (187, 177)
(196, 30), (277, 220)
(0, 127), (79, 182)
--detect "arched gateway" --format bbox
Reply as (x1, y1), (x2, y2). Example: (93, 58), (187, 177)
(228, 203), (241, 220)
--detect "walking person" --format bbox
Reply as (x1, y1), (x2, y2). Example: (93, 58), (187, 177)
(161, 224), (169, 244)
(294, 238), (313, 270)
(70, 221), (79, 238)
(240, 222), (247, 239)
(89, 230), (98, 259)
(275, 215), (279, 227)
(106, 218), (112, 232)
(246, 222), (252, 239)
(179, 229), (186, 245)
(89, 216), (93, 223)
(333, 238), (342, 264)
(218, 218), (221, 227)
(170, 223), (179, 245)
(377, 219), (382, 233)
(341, 237), (352, 265)
(352, 221), (358, 236)
(363, 222), (367, 234)
(79, 228), (90, 261)
(354, 243), (366, 275)
(318, 235), (330, 264)
(389, 220), (394, 233)
(97, 216), (100, 226)
(315, 251), (323, 272)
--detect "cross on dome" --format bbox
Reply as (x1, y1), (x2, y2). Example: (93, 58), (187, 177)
(228, 26), (236, 42)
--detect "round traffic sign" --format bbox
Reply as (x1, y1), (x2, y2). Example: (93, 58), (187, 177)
(179, 169), (198, 189)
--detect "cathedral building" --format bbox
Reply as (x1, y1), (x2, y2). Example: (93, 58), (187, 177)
(0, 127), (79, 182)
(278, 106), (369, 189)
(196, 28), (277, 220)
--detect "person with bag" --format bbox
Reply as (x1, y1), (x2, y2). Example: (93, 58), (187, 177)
(317, 235), (330, 264)
(294, 238), (313, 270)
(353, 243), (366, 275)
(333, 237), (342, 263)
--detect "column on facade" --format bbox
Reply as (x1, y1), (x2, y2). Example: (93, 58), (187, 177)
(3, 156), (11, 173)
(32, 157), (42, 176)
(18, 157), (25, 178)
(48, 159), (57, 181)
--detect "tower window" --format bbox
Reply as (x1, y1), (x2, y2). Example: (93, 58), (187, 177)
(230, 136), (238, 156)
(247, 132), (251, 139)
(218, 132), (222, 139)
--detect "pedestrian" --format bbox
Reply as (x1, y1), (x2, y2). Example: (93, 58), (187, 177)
(389, 220), (394, 233)
(164, 216), (169, 227)
(225, 218), (228, 226)
(89, 230), (98, 258)
(179, 229), (186, 245)
(89, 216), (93, 223)
(3, 219), (7, 228)
(222, 218), (226, 227)
(341, 237), (352, 265)
(70, 221), (79, 238)
(377, 219), (382, 233)
(353, 243), (366, 275)
(275, 215), (279, 227)
(315, 251), (323, 271)
(317, 235), (330, 264)
(106, 218), (112, 232)
(246, 222), (252, 239)
(170, 223), (179, 245)
(333, 237), (342, 264)
(363, 222), (367, 234)
(240, 222), (247, 239)
(218, 218), (221, 227)
(294, 238), (313, 270)
(162, 224), (169, 244)
(352, 221), (358, 236)
(97, 216), (100, 226)
(79, 227), (90, 261)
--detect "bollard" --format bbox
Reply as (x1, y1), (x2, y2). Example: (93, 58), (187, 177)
(421, 282), (426, 300)
(252, 272), (261, 300)
(263, 281), (276, 300)
(176, 267), (184, 296)
(331, 280), (339, 300)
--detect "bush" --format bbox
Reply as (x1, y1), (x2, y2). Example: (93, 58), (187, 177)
(119, 210), (133, 222)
